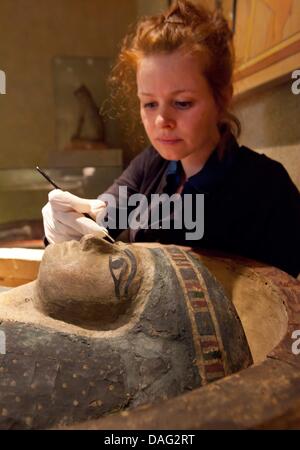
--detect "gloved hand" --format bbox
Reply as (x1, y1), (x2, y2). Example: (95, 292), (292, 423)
(42, 189), (110, 244)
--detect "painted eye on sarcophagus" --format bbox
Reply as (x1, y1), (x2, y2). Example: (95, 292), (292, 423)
(109, 250), (137, 301)
(110, 258), (126, 270)
(109, 256), (128, 301)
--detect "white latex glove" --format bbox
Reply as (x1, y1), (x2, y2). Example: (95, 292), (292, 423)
(42, 189), (110, 244)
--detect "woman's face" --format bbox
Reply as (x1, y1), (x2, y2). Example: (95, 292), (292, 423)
(137, 50), (222, 168)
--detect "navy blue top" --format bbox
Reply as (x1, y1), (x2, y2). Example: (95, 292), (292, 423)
(100, 135), (300, 278)
(164, 141), (238, 195)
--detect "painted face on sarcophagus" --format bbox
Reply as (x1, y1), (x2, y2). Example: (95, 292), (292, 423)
(34, 234), (143, 330)
(0, 237), (252, 429)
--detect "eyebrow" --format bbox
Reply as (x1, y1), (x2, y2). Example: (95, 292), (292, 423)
(138, 89), (196, 96)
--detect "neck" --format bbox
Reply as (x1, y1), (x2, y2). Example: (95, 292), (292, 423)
(181, 134), (220, 179)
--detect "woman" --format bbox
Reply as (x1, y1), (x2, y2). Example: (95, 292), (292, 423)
(42, 1), (300, 278)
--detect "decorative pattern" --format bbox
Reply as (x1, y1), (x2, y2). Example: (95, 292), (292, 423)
(164, 246), (228, 384)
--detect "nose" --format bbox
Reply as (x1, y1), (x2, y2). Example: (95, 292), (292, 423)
(80, 233), (114, 252)
(155, 108), (176, 129)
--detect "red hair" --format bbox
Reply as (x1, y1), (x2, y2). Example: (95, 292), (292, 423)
(107, 0), (241, 156)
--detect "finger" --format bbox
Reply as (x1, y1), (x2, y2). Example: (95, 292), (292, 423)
(44, 199), (108, 242)
(54, 209), (109, 237)
(49, 189), (106, 215)
(95, 206), (108, 225)
(75, 215), (109, 236)
(89, 200), (107, 220)
(42, 203), (81, 243)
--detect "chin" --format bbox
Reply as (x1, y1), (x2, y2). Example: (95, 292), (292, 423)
(155, 145), (188, 161)
(160, 150), (188, 161)
(159, 152), (176, 161)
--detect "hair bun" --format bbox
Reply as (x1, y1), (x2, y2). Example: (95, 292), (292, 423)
(211, 9), (233, 43)
(164, 13), (185, 25)
(164, 5), (185, 25)
(164, 1), (210, 26)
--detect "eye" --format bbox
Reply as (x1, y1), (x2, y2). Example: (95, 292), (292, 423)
(111, 259), (125, 270)
(109, 256), (128, 301)
(174, 101), (193, 110)
(109, 251), (137, 301)
(143, 102), (157, 109)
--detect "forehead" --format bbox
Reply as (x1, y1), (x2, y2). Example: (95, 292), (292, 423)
(136, 50), (207, 95)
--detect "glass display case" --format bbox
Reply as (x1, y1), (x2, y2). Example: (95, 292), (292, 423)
(0, 149), (123, 246)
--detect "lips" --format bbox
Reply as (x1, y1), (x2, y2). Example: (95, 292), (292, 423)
(156, 138), (182, 144)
